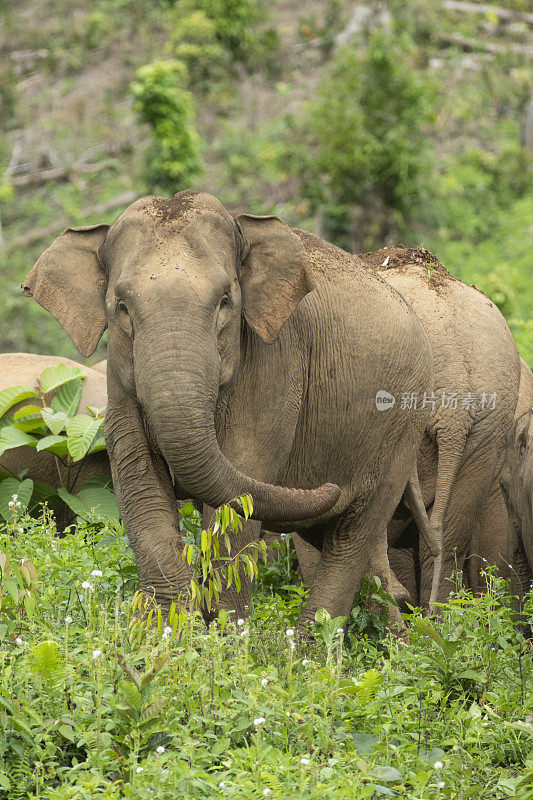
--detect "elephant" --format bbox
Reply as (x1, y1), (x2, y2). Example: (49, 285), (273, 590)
(358, 246), (521, 607)
(0, 353), (110, 529)
(92, 359), (108, 376)
(22, 189), (436, 631)
(500, 360), (533, 604)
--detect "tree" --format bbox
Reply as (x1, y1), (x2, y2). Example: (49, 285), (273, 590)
(294, 31), (436, 251)
(131, 59), (203, 195)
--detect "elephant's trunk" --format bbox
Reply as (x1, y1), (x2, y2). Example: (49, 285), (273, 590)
(137, 327), (340, 524)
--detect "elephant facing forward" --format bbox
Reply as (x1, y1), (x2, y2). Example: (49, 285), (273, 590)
(23, 190), (435, 631)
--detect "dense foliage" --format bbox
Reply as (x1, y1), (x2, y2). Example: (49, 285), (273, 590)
(0, 0), (531, 362)
(0, 507), (532, 799)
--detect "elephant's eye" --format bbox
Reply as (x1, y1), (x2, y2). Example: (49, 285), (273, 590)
(220, 294), (232, 310)
(116, 300), (133, 338)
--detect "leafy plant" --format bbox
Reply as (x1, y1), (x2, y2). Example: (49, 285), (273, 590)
(0, 551), (38, 641)
(0, 363), (115, 525)
(180, 495), (266, 614)
(130, 59), (203, 195)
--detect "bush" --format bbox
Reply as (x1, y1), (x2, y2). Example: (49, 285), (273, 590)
(130, 59), (203, 195)
(290, 30), (436, 250)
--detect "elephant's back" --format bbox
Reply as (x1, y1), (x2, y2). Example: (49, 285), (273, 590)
(516, 358), (533, 419)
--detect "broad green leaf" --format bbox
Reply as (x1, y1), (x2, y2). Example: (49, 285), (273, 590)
(35, 435), (69, 458)
(0, 478), (34, 521)
(24, 594), (36, 618)
(50, 378), (83, 415)
(57, 486), (119, 522)
(12, 405), (46, 433)
(41, 407), (70, 435)
(66, 414), (102, 461)
(119, 680), (142, 713)
(39, 364), (86, 394)
(0, 427), (38, 457)
(87, 428), (107, 455)
(373, 766), (403, 782)
(352, 732), (378, 754)
(0, 386), (38, 418)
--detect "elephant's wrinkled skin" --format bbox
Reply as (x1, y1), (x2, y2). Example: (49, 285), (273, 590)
(0, 353), (110, 529)
(384, 358), (533, 608)
(360, 247), (520, 606)
(23, 190), (434, 630)
(501, 360), (533, 600)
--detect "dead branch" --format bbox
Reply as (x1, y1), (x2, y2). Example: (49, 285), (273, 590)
(443, 1), (533, 26)
(5, 191), (137, 252)
(11, 162), (109, 188)
(437, 32), (533, 56)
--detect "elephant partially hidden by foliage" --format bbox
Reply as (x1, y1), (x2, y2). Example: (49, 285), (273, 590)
(23, 190), (436, 632)
(0, 353), (110, 529)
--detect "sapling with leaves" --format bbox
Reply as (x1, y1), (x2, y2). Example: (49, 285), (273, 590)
(0, 363), (116, 525)
(181, 495), (267, 615)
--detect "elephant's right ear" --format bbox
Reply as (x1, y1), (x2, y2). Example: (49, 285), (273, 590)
(22, 224), (110, 358)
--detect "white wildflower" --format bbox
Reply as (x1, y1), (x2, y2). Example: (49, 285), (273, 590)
(263, 789), (272, 796)
(81, 580), (93, 591)
(92, 649), (102, 659)
(136, 766), (143, 774)
(18, 527), (24, 534)
(437, 781), (445, 789)
(240, 630), (247, 637)
(300, 757), (310, 765)
(8, 501), (13, 508)
(434, 761), (443, 769)
(163, 625), (172, 635)
(286, 628), (294, 637)
(15, 636), (23, 646)
(91, 569), (103, 577)
(65, 615), (72, 624)
(290, 638), (296, 650)
(336, 627), (344, 634)
(253, 717), (266, 726)
(16, 502), (21, 508)
(218, 782), (226, 788)
(261, 678), (268, 686)
(156, 745), (165, 754)
(237, 618), (244, 626)
(302, 659), (310, 666)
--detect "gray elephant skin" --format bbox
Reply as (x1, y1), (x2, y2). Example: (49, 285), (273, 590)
(361, 247), (520, 606)
(501, 360), (533, 599)
(23, 190), (435, 631)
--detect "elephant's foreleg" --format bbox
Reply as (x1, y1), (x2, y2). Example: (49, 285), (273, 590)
(105, 402), (192, 608)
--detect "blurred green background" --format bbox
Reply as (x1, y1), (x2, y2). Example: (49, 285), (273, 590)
(1, 0), (531, 365)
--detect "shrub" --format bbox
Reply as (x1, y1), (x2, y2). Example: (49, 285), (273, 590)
(290, 30), (436, 251)
(0, 364), (116, 526)
(130, 59), (203, 195)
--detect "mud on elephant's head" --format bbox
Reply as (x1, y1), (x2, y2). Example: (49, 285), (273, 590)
(22, 191), (337, 521)
(502, 408), (533, 571)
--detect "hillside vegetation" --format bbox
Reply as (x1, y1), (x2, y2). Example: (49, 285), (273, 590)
(0, 0), (531, 363)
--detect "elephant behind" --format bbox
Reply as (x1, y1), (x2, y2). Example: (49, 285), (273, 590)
(500, 360), (533, 601)
(0, 353), (110, 530)
(359, 246), (520, 606)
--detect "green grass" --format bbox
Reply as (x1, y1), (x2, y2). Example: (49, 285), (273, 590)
(0, 507), (531, 799)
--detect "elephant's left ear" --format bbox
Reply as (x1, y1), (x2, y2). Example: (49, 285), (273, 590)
(235, 214), (315, 344)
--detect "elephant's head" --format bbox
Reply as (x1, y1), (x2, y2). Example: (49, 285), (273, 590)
(23, 190), (340, 523)
(502, 409), (533, 568)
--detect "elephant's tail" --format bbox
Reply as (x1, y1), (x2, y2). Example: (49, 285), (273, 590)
(405, 468), (440, 559)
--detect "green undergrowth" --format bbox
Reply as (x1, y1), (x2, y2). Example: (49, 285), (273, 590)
(0, 508), (531, 799)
